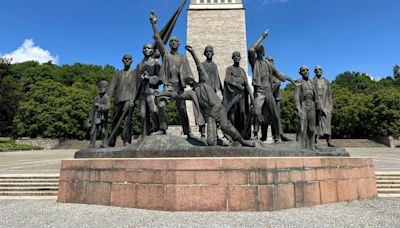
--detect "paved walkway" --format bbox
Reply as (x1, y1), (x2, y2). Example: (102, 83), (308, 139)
(0, 198), (398, 227)
(347, 148), (400, 171)
(0, 150), (76, 174)
(0, 148), (399, 174)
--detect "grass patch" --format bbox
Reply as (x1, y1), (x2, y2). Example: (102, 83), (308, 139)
(0, 139), (41, 150)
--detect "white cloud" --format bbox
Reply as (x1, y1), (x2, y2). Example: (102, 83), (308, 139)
(1, 39), (59, 64)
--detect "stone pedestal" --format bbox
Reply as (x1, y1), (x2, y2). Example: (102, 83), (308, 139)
(58, 157), (377, 211)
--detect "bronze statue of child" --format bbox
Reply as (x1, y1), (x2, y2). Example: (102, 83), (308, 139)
(88, 80), (110, 148)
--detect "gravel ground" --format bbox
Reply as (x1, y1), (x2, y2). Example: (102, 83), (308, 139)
(0, 198), (399, 228)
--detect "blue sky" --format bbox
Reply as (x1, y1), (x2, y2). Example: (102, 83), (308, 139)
(1, 0), (399, 81)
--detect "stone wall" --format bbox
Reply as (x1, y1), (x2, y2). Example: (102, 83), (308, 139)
(58, 157), (377, 211)
(16, 138), (61, 150)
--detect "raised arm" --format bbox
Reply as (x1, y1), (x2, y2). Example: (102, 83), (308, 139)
(271, 64), (298, 84)
(186, 45), (209, 84)
(150, 11), (167, 57)
(248, 30), (269, 69)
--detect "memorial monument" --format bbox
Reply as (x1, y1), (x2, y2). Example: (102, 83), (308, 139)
(57, 0), (377, 212)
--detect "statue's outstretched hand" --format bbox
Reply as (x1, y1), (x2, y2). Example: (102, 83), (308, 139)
(150, 11), (158, 24)
(263, 30), (270, 38)
(185, 45), (194, 53)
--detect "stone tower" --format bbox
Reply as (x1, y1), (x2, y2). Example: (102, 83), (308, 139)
(187, 0), (248, 81)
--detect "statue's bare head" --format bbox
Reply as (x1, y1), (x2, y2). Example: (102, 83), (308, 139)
(98, 80), (109, 94)
(143, 43), (154, 57)
(122, 54), (133, 68)
(232, 51), (241, 64)
(314, 66), (323, 77)
(299, 65), (309, 79)
(169, 36), (180, 50)
(256, 44), (265, 58)
(204, 45), (214, 60)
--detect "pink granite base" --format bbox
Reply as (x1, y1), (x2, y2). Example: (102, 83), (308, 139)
(57, 157), (377, 211)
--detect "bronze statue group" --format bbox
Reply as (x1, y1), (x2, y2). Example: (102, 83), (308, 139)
(88, 12), (334, 151)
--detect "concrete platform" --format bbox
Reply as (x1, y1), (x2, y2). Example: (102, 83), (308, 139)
(58, 157), (377, 211)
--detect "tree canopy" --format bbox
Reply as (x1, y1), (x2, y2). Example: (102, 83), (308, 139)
(1, 60), (400, 139)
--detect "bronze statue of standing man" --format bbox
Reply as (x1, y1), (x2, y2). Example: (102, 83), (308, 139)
(313, 66), (334, 147)
(202, 45), (224, 145)
(224, 51), (254, 140)
(136, 43), (162, 139)
(295, 66), (320, 150)
(107, 55), (141, 147)
(248, 31), (296, 142)
(150, 12), (204, 138)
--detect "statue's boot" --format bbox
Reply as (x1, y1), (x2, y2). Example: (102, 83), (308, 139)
(327, 138), (335, 147)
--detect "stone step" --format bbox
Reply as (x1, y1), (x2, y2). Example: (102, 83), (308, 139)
(376, 180), (400, 184)
(0, 182), (59, 187)
(0, 179), (59, 183)
(0, 191), (58, 196)
(376, 184), (400, 189)
(375, 172), (400, 176)
(377, 189), (400, 194)
(0, 175), (59, 179)
(378, 194), (400, 198)
(376, 176), (400, 180)
(0, 186), (59, 191)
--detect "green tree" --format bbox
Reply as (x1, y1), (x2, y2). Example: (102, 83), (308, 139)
(367, 88), (400, 136)
(13, 80), (93, 139)
(280, 83), (298, 133)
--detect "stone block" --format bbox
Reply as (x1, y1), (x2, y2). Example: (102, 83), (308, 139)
(317, 168), (337, 181)
(57, 181), (87, 204)
(112, 170), (126, 183)
(59, 170), (77, 181)
(337, 179), (358, 201)
(221, 158), (274, 170)
(110, 183), (136, 208)
(224, 170), (248, 185)
(304, 169), (317, 181)
(89, 170), (112, 182)
(90, 160), (113, 169)
(196, 171), (222, 185)
(258, 185), (274, 211)
(320, 181), (338, 204)
(86, 182), (111, 205)
(273, 184), (295, 210)
(303, 158), (322, 168)
(136, 184), (165, 210)
(136, 170), (164, 184)
(277, 171), (290, 183)
(303, 182), (321, 206)
(227, 186), (258, 211)
(290, 170), (304, 182)
(173, 158), (221, 170)
(164, 171), (196, 185)
(197, 186), (227, 211)
(61, 160), (91, 170)
(165, 185), (199, 211)
(276, 158), (303, 169)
